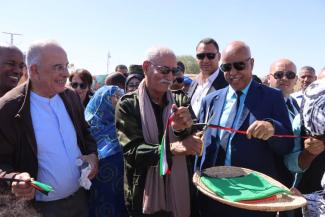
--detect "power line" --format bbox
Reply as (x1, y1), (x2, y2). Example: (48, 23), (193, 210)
(2, 32), (22, 45)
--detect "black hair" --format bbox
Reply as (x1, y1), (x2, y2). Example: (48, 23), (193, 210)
(69, 68), (93, 87)
(177, 61), (185, 72)
(196, 37), (219, 51)
(115, 64), (128, 71)
(105, 72), (126, 89)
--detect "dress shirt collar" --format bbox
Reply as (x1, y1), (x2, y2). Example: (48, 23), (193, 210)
(227, 79), (253, 98)
(197, 69), (219, 85)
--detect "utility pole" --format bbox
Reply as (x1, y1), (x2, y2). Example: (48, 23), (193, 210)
(107, 50), (111, 74)
(2, 32), (22, 45)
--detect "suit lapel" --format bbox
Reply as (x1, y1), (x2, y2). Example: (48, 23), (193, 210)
(208, 87), (227, 125)
(187, 80), (198, 99)
(207, 70), (227, 94)
(200, 88), (227, 170)
(291, 97), (300, 111)
(237, 81), (259, 129)
(236, 106), (250, 130)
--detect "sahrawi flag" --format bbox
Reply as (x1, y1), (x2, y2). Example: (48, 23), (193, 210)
(159, 111), (174, 176)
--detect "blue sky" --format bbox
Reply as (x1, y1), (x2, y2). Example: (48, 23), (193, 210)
(1, 0), (324, 77)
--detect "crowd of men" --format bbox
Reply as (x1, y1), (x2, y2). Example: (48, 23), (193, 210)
(0, 38), (324, 217)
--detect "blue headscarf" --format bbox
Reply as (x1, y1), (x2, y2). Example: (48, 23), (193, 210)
(85, 85), (124, 159)
(183, 76), (193, 86)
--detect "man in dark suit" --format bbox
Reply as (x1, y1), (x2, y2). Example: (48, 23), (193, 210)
(187, 38), (228, 119)
(268, 59), (300, 123)
(196, 41), (294, 217)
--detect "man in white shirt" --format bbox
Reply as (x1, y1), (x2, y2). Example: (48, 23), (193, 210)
(291, 66), (317, 107)
(187, 38), (228, 118)
(0, 40), (98, 217)
(268, 58), (300, 123)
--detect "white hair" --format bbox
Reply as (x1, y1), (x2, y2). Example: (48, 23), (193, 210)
(144, 46), (176, 63)
(26, 39), (62, 68)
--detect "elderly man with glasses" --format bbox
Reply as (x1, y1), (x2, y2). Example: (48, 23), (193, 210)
(116, 46), (202, 217)
(195, 41), (294, 217)
(187, 38), (228, 119)
(0, 40), (98, 217)
(268, 59), (300, 123)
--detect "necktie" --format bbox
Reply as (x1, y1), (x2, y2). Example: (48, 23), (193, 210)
(286, 99), (296, 120)
(216, 91), (243, 165)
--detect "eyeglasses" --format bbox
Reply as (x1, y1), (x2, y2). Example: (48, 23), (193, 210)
(271, 71), (296, 80)
(220, 58), (251, 72)
(196, 53), (217, 60)
(174, 77), (184, 83)
(70, 82), (88, 89)
(52, 64), (69, 72)
(150, 62), (179, 76)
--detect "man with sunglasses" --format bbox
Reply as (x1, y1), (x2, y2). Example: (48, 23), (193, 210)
(170, 61), (185, 91)
(268, 59), (300, 123)
(196, 41), (294, 217)
(116, 46), (202, 217)
(0, 44), (25, 98)
(291, 66), (317, 107)
(188, 38), (228, 119)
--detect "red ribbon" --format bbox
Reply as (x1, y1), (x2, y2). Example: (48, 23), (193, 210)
(207, 124), (309, 139)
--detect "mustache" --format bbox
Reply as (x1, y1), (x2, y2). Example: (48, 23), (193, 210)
(159, 79), (173, 85)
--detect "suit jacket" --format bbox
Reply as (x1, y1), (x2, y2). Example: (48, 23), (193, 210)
(0, 80), (97, 180)
(196, 81), (294, 217)
(187, 70), (228, 100)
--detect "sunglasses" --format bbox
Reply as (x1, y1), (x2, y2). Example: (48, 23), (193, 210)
(150, 62), (179, 75)
(174, 77), (184, 83)
(196, 53), (217, 60)
(70, 82), (88, 89)
(220, 58), (251, 72)
(272, 71), (296, 80)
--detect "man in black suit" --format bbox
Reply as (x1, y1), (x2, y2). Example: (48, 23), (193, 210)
(187, 38), (228, 217)
(187, 38), (228, 119)
(268, 58), (299, 123)
(196, 41), (293, 217)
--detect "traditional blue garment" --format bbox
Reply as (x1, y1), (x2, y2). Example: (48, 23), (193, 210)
(85, 85), (124, 159)
(85, 85), (128, 217)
